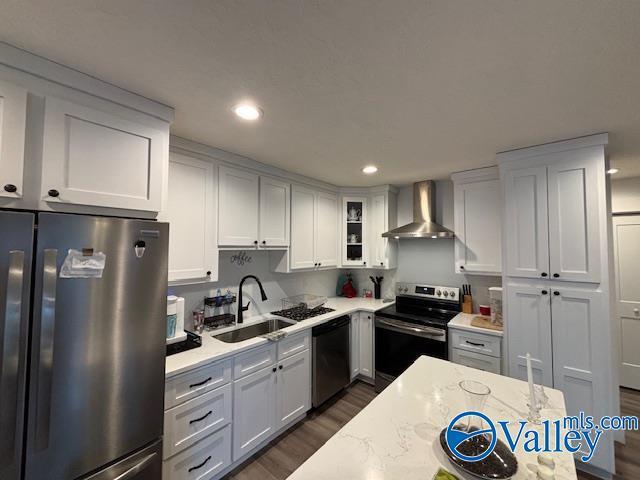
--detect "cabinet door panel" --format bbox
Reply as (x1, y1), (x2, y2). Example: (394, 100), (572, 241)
(506, 283), (553, 387)
(218, 165), (259, 246)
(232, 367), (275, 461)
(0, 80), (27, 199)
(350, 314), (360, 379)
(41, 96), (165, 211)
(358, 313), (374, 378)
(454, 180), (502, 274)
(290, 185), (316, 269)
(370, 194), (388, 268)
(551, 287), (612, 469)
(276, 349), (311, 430)
(259, 176), (290, 247)
(547, 153), (601, 282)
(167, 153), (216, 282)
(315, 192), (338, 267)
(504, 166), (549, 278)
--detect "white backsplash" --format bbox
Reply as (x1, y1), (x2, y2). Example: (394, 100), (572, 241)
(169, 250), (341, 329)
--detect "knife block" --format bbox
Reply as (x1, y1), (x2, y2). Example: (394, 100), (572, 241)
(462, 295), (473, 314)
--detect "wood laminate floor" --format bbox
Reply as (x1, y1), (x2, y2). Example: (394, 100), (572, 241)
(225, 383), (640, 480)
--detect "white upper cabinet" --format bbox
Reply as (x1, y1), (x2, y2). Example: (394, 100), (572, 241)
(315, 191), (339, 268)
(218, 166), (291, 249)
(41, 96), (166, 212)
(547, 152), (601, 283)
(505, 282), (554, 387)
(0, 80), (27, 199)
(259, 176), (290, 247)
(218, 165), (260, 246)
(503, 165), (550, 279)
(290, 185), (317, 269)
(452, 168), (502, 275)
(369, 191), (398, 270)
(166, 152), (217, 283)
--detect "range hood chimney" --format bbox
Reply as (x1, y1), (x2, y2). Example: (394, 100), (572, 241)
(382, 181), (455, 239)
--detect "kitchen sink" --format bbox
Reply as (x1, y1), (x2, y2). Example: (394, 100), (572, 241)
(212, 319), (295, 343)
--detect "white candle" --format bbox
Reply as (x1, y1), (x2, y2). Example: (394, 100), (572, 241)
(526, 353), (537, 407)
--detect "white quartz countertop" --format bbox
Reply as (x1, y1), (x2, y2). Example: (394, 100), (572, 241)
(449, 312), (504, 337)
(288, 356), (576, 480)
(165, 297), (393, 378)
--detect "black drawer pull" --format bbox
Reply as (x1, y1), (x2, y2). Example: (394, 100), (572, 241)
(4, 184), (17, 193)
(188, 455), (211, 473)
(465, 340), (485, 347)
(189, 410), (213, 425)
(189, 377), (212, 389)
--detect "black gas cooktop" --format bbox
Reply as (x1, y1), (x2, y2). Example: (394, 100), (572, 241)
(271, 306), (335, 321)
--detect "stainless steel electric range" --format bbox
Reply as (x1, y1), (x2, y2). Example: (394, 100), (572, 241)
(374, 282), (461, 392)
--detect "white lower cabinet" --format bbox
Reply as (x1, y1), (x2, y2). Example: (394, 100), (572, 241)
(162, 424), (231, 480)
(276, 349), (311, 429)
(232, 365), (277, 461)
(450, 349), (501, 375)
(350, 312), (374, 381)
(449, 324), (503, 375)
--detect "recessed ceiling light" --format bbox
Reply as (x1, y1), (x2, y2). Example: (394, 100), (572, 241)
(362, 165), (378, 174)
(233, 103), (262, 121)
(607, 168), (619, 175)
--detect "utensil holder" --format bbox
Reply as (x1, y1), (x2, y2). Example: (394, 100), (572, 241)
(374, 284), (381, 299)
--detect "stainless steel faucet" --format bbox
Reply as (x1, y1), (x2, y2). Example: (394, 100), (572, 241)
(237, 275), (268, 323)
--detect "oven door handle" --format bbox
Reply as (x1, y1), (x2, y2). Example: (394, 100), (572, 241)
(375, 317), (446, 341)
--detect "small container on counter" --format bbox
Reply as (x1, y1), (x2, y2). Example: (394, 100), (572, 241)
(192, 309), (205, 334)
(489, 286), (503, 326)
(479, 304), (491, 316)
(166, 295), (178, 338)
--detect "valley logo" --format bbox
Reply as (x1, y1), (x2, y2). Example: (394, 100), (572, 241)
(445, 411), (639, 463)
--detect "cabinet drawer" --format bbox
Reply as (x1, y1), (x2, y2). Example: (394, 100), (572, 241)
(233, 344), (276, 379)
(164, 383), (232, 459)
(162, 424), (231, 480)
(165, 360), (232, 410)
(277, 331), (310, 360)
(450, 329), (501, 358)
(451, 348), (501, 375)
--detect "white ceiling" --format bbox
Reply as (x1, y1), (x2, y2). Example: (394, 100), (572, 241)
(2, 1), (639, 185)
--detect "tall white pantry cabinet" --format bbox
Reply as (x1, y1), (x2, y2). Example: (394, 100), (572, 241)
(498, 134), (617, 476)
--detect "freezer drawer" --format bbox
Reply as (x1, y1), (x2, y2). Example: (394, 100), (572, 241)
(85, 440), (162, 480)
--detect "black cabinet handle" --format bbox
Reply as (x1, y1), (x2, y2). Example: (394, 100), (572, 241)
(553, 291), (560, 296)
(189, 410), (213, 425)
(541, 290), (548, 295)
(188, 456), (211, 473)
(3, 184), (17, 193)
(314, 263), (318, 267)
(206, 270), (212, 276)
(465, 340), (485, 347)
(460, 265), (465, 270)
(47, 189), (60, 198)
(380, 262), (384, 266)
(318, 262), (322, 266)
(262, 240), (266, 245)
(189, 377), (212, 389)
(272, 367), (277, 372)
(253, 240), (258, 245)
(541, 272), (548, 277)
(279, 365), (283, 370)
(364, 261), (367, 265)
(553, 273), (560, 278)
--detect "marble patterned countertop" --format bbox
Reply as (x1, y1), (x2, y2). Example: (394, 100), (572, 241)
(448, 312), (504, 337)
(288, 356), (576, 480)
(165, 297), (393, 378)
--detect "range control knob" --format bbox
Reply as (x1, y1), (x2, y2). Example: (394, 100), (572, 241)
(436, 290), (442, 296)
(403, 287), (409, 293)
(443, 291), (449, 297)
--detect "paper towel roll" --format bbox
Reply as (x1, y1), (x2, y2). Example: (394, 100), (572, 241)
(176, 297), (185, 335)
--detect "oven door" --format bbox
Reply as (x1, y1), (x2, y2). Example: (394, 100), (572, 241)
(374, 316), (447, 391)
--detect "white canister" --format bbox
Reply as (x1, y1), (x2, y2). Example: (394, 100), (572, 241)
(167, 295), (178, 338)
(176, 297), (185, 335)
(489, 287), (503, 326)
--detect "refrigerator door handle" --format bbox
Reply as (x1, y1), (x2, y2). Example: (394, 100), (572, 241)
(113, 452), (158, 480)
(34, 248), (58, 451)
(1, 250), (25, 462)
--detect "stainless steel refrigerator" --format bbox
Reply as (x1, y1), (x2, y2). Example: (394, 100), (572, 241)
(0, 211), (168, 480)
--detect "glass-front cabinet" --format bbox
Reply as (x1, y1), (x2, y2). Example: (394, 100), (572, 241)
(342, 196), (368, 266)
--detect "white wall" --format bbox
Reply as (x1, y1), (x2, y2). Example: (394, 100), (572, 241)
(170, 250), (340, 329)
(611, 176), (640, 213)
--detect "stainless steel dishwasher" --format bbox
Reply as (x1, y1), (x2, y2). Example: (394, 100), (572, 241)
(312, 315), (351, 407)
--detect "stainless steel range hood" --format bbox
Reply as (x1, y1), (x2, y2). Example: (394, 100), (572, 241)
(382, 180), (455, 239)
